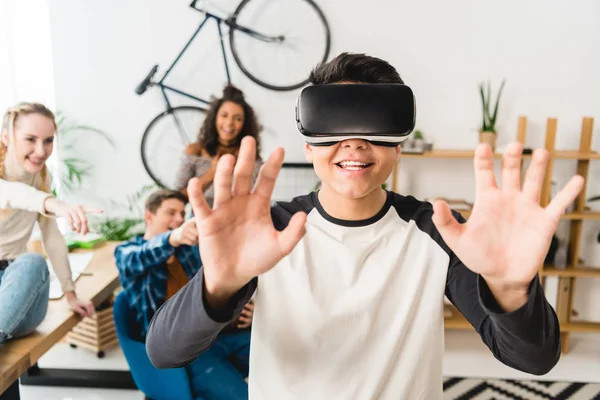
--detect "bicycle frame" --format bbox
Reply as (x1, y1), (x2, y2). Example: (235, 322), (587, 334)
(156, 0), (283, 111)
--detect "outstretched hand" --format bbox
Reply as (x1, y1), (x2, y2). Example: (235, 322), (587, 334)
(43, 197), (103, 235)
(188, 136), (307, 308)
(432, 142), (584, 306)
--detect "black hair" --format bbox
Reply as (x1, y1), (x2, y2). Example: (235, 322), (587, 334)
(197, 84), (262, 157)
(309, 52), (404, 85)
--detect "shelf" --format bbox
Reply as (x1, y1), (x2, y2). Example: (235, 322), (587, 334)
(399, 149), (600, 160)
(444, 311), (473, 330)
(400, 150), (478, 158)
(456, 210), (600, 221)
(398, 116), (599, 352)
(444, 308), (600, 333)
(553, 151), (600, 160)
(562, 211), (600, 220)
(542, 267), (600, 278)
(562, 321), (600, 333)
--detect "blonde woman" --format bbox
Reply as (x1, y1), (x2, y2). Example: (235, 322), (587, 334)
(0, 102), (101, 347)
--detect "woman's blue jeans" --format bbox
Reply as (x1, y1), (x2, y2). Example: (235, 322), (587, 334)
(0, 253), (50, 346)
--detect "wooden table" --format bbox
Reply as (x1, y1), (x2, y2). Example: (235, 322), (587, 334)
(0, 241), (134, 399)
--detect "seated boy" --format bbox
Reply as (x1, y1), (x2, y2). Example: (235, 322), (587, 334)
(144, 53), (584, 399)
(115, 189), (253, 399)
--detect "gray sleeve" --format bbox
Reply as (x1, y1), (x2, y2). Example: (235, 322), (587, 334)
(145, 202), (304, 369)
(145, 268), (257, 369)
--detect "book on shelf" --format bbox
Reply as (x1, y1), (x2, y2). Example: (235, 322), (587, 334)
(65, 233), (107, 250)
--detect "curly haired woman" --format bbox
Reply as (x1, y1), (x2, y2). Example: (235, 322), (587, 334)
(174, 85), (263, 206)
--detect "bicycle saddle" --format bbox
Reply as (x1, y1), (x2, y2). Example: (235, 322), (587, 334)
(295, 83), (416, 146)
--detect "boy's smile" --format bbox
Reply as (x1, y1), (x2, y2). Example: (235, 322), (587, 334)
(304, 138), (401, 220)
(334, 156), (374, 175)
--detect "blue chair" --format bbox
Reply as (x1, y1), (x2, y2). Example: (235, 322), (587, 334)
(113, 291), (196, 400)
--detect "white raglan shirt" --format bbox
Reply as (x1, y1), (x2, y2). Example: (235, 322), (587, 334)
(145, 191), (561, 400)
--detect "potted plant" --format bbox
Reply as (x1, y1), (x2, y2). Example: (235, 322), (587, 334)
(402, 129), (426, 154)
(412, 129), (425, 151)
(478, 79), (506, 151)
(89, 184), (157, 241)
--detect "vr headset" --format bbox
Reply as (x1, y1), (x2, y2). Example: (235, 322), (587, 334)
(295, 83), (416, 146)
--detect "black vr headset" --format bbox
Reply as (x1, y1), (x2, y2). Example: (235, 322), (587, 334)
(295, 83), (416, 146)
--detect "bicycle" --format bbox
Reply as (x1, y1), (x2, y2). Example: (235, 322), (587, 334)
(136, 0), (331, 189)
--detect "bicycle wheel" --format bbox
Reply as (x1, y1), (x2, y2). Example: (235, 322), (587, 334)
(229, 0), (331, 91)
(141, 106), (207, 190)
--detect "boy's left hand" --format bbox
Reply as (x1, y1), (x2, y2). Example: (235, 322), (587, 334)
(236, 300), (254, 329)
(432, 142), (584, 308)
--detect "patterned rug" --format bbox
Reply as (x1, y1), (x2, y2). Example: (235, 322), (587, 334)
(443, 377), (600, 400)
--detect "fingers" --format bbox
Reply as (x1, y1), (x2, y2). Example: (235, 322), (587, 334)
(545, 175), (585, 221)
(232, 136), (257, 196)
(174, 222), (198, 246)
(501, 142), (523, 193)
(522, 148), (549, 203)
(241, 303), (254, 317)
(237, 312), (252, 328)
(81, 207), (104, 214)
(180, 228), (199, 246)
(188, 177), (211, 220)
(85, 301), (95, 317)
(73, 304), (89, 318)
(212, 154), (235, 208)
(431, 200), (464, 250)
(277, 211), (307, 255)
(66, 214), (76, 233)
(240, 309), (253, 318)
(253, 147), (285, 200)
(237, 319), (251, 329)
(74, 206), (89, 235)
(66, 211), (83, 235)
(474, 143), (498, 199)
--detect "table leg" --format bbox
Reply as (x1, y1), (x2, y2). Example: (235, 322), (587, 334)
(0, 380), (20, 400)
(20, 363), (137, 390)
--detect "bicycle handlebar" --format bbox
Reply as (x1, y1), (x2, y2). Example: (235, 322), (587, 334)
(189, 0), (204, 13)
(135, 65), (158, 95)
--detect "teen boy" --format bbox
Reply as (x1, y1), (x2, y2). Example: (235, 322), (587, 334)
(145, 53), (584, 399)
(115, 189), (252, 399)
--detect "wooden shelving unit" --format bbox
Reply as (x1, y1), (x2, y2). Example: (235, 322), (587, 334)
(66, 298), (118, 358)
(393, 116), (600, 353)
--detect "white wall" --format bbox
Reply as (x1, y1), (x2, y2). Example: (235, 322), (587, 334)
(47, 0), (600, 321)
(1, 0), (55, 111)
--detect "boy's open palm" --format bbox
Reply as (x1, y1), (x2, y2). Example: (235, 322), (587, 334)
(188, 136), (307, 299)
(432, 142), (585, 290)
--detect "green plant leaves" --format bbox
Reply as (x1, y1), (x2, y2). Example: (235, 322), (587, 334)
(478, 79), (506, 133)
(88, 184), (158, 241)
(51, 112), (115, 198)
(90, 217), (144, 241)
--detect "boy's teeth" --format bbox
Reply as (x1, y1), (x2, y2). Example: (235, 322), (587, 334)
(339, 161), (368, 170)
(341, 161), (366, 165)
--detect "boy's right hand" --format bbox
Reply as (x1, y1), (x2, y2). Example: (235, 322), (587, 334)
(188, 136), (307, 310)
(43, 198), (103, 235)
(169, 218), (198, 247)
